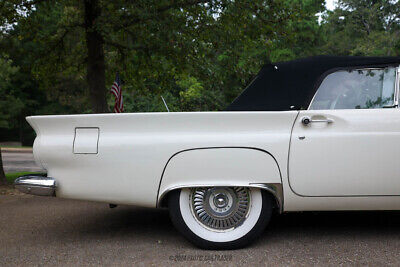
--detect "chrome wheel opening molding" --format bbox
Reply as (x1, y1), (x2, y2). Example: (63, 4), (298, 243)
(190, 187), (251, 232)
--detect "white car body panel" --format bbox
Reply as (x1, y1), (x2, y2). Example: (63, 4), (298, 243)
(290, 108), (400, 196)
(26, 109), (400, 212)
(27, 111), (297, 208)
(158, 147), (282, 201)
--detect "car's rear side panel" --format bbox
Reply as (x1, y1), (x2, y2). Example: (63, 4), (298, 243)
(27, 111), (298, 207)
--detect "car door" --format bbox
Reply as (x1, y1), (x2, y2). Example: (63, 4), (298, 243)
(289, 66), (400, 196)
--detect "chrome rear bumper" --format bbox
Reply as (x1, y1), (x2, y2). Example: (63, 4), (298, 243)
(14, 175), (56, 196)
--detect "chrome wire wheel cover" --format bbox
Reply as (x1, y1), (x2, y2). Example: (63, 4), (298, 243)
(190, 187), (251, 231)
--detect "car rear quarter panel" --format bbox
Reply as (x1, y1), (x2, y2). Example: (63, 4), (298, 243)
(27, 111), (298, 207)
(158, 147), (282, 204)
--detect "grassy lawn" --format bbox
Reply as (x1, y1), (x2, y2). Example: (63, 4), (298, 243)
(5, 172), (43, 184)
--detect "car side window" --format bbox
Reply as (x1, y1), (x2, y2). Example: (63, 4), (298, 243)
(309, 67), (397, 110)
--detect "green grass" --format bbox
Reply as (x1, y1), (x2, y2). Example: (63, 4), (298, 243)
(5, 172), (43, 183)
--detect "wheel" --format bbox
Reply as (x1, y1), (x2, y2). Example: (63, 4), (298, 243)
(168, 187), (273, 249)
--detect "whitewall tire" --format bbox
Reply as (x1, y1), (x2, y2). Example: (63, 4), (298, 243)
(168, 187), (273, 249)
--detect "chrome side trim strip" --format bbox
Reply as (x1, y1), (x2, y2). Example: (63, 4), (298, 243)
(249, 183), (283, 213)
(14, 175), (56, 196)
(395, 66), (400, 107)
(158, 183), (284, 213)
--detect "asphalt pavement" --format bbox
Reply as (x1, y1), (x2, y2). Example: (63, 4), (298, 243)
(2, 152), (400, 266)
(2, 151), (45, 173)
(1, 195), (400, 266)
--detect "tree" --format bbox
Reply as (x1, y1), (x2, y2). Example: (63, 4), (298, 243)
(0, 148), (6, 185)
(1, 0), (326, 114)
(2, 0), (222, 113)
(321, 0), (400, 56)
(0, 55), (19, 185)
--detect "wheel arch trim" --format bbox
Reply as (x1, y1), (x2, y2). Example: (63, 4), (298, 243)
(156, 146), (284, 210)
(158, 183), (283, 213)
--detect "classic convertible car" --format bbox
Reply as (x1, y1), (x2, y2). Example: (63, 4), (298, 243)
(15, 56), (400, 249)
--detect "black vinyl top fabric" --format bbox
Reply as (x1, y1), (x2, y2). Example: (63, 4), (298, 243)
(226, 55), (400, 111)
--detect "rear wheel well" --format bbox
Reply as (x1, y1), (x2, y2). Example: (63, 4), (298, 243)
(159, 186), (281, 213)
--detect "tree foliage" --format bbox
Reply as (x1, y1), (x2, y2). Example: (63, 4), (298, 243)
(0, 55), (21, 129)
(321, 0), (400, 55)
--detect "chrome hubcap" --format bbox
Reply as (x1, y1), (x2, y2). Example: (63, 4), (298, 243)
(190, 187), (250, 231)
(214, 194), (228, 208)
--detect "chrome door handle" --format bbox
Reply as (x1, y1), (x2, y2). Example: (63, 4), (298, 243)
(301, 116), (333, 126)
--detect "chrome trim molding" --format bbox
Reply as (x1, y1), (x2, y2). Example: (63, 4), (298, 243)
(249, 183), (283, 213)
(158, 183), (284, 213)
(395, 66), (400, 107)
(14, 175), (56, 196)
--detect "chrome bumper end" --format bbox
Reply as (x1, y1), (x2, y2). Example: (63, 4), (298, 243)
(14, 175), (56, 196)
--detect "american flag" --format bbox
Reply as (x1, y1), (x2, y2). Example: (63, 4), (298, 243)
(110, 72), (124, 113)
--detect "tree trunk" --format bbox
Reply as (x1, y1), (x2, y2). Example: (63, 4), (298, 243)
(84, 0), (109, 113)
(0, 149), (7, 185)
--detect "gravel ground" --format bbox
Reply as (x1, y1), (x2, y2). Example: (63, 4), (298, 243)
(2, 152), (400, 266)
(1, 195), (400, 266)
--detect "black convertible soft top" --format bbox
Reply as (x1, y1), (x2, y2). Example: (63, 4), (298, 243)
(226, 55), (400, 111)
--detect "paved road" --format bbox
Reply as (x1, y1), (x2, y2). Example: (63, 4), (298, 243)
(2, 152), (45, 173)
(1, 195), (400, 266)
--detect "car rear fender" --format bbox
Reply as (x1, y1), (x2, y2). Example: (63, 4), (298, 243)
(157, 147), (283, 212)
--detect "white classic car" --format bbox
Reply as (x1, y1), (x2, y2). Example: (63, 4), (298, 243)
(15, 56), (400, 249)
